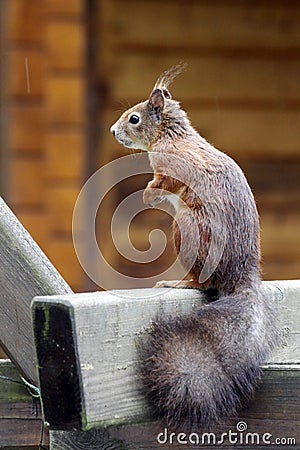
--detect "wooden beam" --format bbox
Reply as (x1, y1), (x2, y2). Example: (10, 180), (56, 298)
(32, 280), (300, 432)
(0, 197), (73, 384)
(50, 366), (300, 449)
(0, 361), (300, 450)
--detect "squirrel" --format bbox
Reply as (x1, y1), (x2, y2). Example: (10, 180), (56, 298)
(110, 64), (277, 428)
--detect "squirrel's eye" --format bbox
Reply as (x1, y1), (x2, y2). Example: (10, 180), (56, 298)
(129, 114), (140, 125)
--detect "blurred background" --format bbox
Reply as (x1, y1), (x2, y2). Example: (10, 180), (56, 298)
(0, 0), (299, 295)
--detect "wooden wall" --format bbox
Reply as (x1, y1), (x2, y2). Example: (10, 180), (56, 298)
(4, 0), (86, 292)
(0, 0), (299, 441)
(2, 0), (300, 296)
(97, 0), (300, 286)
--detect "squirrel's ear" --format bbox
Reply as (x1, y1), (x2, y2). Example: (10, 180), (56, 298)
(148, 89), (164, 123)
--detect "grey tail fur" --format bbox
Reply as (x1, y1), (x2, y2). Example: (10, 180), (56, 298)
(138, 286), (277, 429)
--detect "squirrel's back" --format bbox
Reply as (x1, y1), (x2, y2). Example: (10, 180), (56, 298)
(151, 130), (261, 295)
(111, 65), (277, 428)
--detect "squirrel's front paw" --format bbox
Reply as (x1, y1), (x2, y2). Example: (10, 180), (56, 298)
(154, 279), (197, 288)
(154, 280), (180, 288)
(143, 187), (164, 207)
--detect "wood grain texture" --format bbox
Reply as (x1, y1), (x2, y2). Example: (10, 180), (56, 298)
(32, 280), (300, 431)
(50, 366), (300, 449)
(108, 367), (300, 448)
(111, 55), (300, 103)
(0, 360), (49, 448)
(107, 1), (300, 50)
(51, 428), (125, 450)
(0, 197), (73, 384)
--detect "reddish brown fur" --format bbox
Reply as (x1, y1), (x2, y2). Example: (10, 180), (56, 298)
(110, 65), (277, 428)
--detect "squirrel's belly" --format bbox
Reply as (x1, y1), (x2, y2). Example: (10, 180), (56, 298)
(166, 193), (181, 211)
(165, 186), (186, 211)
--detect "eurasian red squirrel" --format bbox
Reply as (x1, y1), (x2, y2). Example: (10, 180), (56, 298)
(110, 65), (277, 428)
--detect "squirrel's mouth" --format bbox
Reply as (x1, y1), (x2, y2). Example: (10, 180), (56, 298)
(114, 134), (148, 152)
(120, 139), (132, 148)
(113, 134), (133, 148)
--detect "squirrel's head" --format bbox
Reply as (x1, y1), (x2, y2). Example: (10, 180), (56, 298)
(110, 64), (189, 151)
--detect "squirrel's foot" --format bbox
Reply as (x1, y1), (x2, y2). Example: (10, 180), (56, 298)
(154, 279), (200, 289)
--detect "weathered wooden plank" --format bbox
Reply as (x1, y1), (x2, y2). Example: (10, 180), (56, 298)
(50, 368), (300, 449)
(0, 197), (73, 384)
(0, 360), (49, 448)
(110, 55), (300, 103)
(101, 367), (300, 448)
(50, 428), (125, 450)
(32, 280), (300, 431)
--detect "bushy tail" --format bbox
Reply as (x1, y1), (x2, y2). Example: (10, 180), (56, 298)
(138, 287), (277, 428)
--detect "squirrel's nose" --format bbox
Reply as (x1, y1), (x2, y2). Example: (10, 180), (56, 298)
(110, 125), (116, 136)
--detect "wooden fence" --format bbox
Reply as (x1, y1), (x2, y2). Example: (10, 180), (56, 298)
(0, 196), (299, 449)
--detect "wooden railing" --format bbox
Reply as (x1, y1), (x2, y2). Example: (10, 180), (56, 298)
(0, 197), (299, 449)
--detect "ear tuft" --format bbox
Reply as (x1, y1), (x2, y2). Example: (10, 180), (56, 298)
(148, 89), (164, 123)
(154, 62), (187, 92)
